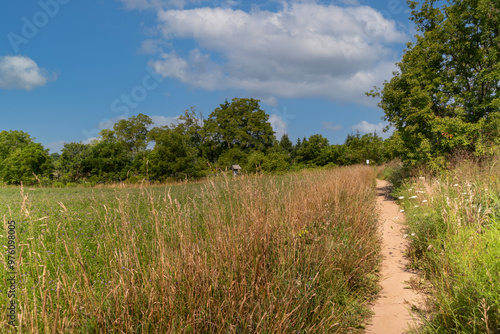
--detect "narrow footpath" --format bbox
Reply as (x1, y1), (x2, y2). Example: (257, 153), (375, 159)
(365, 179), (422, 334)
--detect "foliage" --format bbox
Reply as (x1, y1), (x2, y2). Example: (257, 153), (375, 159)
(296, 134), (329, 165)
(344, 132), (386, 165)
(112, 113), (153, 156)
(57, 142), (93, 182)
(58, 132), (132, 183)
(244, 149), (290, 173)
(370, 0), (500, 168)
(204, 98), (276, 160)
(215, 147), (247, 170)
(147, 126), (206, 180)
(87, 131), (131, 181)
(0, 130), (53, 185)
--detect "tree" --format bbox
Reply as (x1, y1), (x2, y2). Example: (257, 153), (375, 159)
(204, 98), (276, 162)
(58, 142), (93, 181)
(0, 143), (53, 185)
(344, 132), (386, 165)
(296, 134), (329, 165)
(148, 127), (207, 179)
(147, 108), (208, 179)
(0, 131), (53, 184)
(113, 113), (153, 156)
(87, 131), (131, 181)
(148, 128), (204, 180)
(175, 107), (206, 150)
(0, 130), (33, 160)
(279, 134), (294, 154)
(383, 131), (406, 162)
(370, 0), (500, 167)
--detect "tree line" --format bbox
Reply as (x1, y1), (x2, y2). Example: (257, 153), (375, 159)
(0, 98), (396, 185)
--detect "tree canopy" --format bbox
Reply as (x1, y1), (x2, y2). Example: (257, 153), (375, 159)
(113, 113), (153, 156)
(204, 98), (276, 160)
(370, 0), (500, 167)
(0, 130), (53, 184)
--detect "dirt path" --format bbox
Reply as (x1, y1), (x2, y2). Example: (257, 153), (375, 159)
(365, 179), (422, 334)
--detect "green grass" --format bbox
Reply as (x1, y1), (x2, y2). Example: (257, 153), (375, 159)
(393, 159), (500, 333)
(1, 166), (381, 333)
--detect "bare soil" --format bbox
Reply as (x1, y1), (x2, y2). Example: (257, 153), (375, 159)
(365, 179), (423, 334)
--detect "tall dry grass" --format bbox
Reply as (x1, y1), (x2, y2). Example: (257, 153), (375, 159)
(1, 166), (379, 333)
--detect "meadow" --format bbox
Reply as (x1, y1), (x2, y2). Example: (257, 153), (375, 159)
(392, 158), (500, 333)
(1, 166), (380, 333)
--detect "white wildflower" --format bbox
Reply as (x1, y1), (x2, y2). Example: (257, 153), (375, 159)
(398, 196), (405, 199)
(410, 196), (418, 199)
(453, 184), (459, 187)
(422, 200), (428, 203)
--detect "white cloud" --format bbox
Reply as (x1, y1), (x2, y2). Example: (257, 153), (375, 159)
(150, 115), (179, 128)
(269, 114), (288, 139)
(352, 121), (386, 134)
(98, 116), (128, 131)
(83, 137), (99, 144)
(322, 121), (342, 132)
(46, 140), (66, 153)
(149, 49), (223, 90)
(148, 3), (407, 104)
(0, 55), (53, 90)
(139, 39), (163, 54)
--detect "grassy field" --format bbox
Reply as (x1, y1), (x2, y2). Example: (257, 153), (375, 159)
(392, 159), (500, 333)
(1, 166), (380, 333)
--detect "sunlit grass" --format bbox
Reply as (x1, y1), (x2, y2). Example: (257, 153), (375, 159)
(393, 158), (500, 333)
(1, 166), (380, 333)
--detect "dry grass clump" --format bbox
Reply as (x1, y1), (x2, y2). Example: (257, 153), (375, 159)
(1, 166), (380, 333)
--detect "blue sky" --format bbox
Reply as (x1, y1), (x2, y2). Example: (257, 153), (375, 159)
(0, 0), (415, 153)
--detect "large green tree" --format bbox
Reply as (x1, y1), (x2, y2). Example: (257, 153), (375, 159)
(87, 130), (131, 181)
(296, 134), (329, 166)
(0, 131), (53, 184)
(204, 98), (276, 162)
(58, 130), (132, 183)
(113, 113), (153, 156)
(58, 142), (93, 181)
(371, 0), (500, 167)
(343, 132), (386, 165)
(147, 108), (208, 179)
